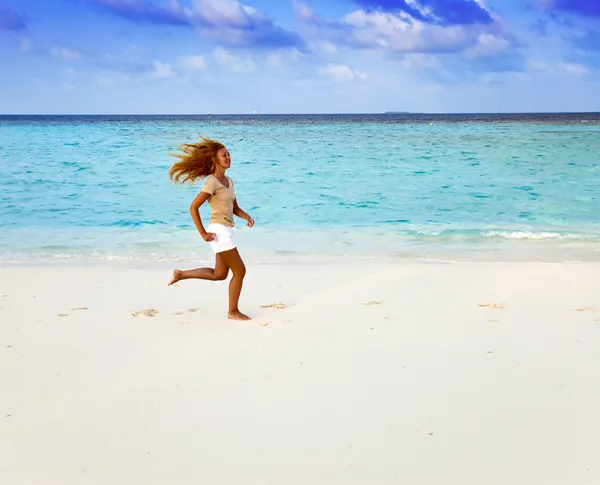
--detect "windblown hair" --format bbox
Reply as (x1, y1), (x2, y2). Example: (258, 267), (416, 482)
(169, 137), (225, 184)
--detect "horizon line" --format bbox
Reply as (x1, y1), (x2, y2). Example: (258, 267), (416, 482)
(2, 111), (600, 116)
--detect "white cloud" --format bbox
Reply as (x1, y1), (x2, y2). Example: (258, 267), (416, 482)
(266, 51), (285, 67)
(213, 47), (255, 72)
(321, 63), (367, 82)
(296, 2), (515, 63)
(188, 0), (302, 49)
(20, 38), (33, 53)
(152, 60), (176, 78)
(527, 59), (552, 73)
(399, 53), (441, 69)
(528, 60), (591, 77)
(97, 0), (267, 30)
(292, 0), (319, 23)
(343, 9), (473, 53)
(178, 55), (206, 71)
(192, 0), (268, 29)
(265, 48), (303, 67)
(90, 0), (303, 50)
(319, 42), (338, 54)
(402, 0), (433, 19)
(51, 46), (81, 60)
(561, 62), (589, 77)
(463, 33), (511, 60)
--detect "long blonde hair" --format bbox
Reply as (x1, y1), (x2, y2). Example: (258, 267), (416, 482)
(169, 136), (225, 184)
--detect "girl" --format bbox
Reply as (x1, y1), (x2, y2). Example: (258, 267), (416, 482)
(168, 137), (254, 321)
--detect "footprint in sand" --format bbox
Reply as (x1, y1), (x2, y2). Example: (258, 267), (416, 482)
(574, 307), (599, 313)
(478, 303), (504, 309)
(172, 311), (185, 316)
(362, 301), (382, 306)
(72, 307), (88, 311)
(487, 319), (498, 323)
(187, 308), (199, 313)
(131, 309), (159, 317)
(261, 303), (287, 310)
(58, 313), (69, 317)
(282, 319), (293, 323)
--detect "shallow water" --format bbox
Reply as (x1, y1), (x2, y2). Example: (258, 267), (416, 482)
(1, 113), (600, 263)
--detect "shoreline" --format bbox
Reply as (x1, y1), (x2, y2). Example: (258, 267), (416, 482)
(3, 225), (600, 266)
(3, 245), (600, 266)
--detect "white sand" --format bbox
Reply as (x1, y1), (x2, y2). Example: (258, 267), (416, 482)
(1, 261), (600, 485)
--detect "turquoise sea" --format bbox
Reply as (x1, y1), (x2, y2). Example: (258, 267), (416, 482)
(1, 113), (600, 263)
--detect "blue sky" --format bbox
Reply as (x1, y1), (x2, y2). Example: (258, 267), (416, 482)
(2, 0), (600, 113)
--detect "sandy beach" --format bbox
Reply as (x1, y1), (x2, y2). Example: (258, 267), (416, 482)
(1, 261), (600, 484)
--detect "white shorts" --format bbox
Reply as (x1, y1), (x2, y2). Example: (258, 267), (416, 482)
(206, 223), (236, 254)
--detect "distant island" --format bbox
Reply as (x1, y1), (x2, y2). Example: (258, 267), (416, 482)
(384, 111), (411, 114)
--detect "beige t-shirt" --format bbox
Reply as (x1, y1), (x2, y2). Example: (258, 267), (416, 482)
(201, 175), (235, 227)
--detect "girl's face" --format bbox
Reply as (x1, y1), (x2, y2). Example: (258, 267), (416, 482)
(214, 147), (231, 169)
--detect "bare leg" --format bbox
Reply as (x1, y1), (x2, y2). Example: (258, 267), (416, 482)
(218, 248), (250, 321)
(168, 253), (229, 285)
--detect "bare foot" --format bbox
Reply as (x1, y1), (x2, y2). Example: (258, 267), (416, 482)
(168, 269), (182, 286)
(228, 310), (252, 321)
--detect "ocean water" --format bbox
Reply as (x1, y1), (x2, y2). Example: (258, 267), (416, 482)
(1, 113), (600, 264)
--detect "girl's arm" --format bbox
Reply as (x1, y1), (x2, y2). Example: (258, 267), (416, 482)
(233, 199), (255, 227)
(190, 192), (216, 241)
